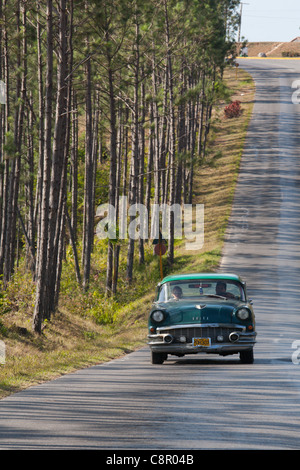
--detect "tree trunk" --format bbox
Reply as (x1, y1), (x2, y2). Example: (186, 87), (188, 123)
(164, 0), (176, 265)
(47, 0), (68, 315)
(82, 45), (94, 291)
(3, 0), (24, 285)
(105, 59), (117, 295)
(138, 75), (145, 263)
(126, 18), (140, 283)
(71, 89), (78, 240)
(33, 0), (53, 333)
(34, 0), (44, 273)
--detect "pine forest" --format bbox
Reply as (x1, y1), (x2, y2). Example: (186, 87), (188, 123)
(0, 0), (240, 333)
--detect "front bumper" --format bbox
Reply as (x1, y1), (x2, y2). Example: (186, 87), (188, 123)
(148, 322), (256, 355)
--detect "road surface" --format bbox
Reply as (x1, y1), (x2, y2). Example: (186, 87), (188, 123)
(1, 59), (300, 450)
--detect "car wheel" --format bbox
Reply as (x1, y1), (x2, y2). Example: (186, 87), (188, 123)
(240, 349), (254, 364)
(151, 351), (167, 364)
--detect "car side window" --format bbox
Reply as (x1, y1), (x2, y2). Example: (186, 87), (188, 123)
(227, 284), (240, 298)
(228, 283), (245, 300)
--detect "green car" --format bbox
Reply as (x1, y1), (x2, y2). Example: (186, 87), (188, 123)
(148, 273), (256, 364)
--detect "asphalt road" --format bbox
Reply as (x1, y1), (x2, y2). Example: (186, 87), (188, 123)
(1, 59), (300, 450)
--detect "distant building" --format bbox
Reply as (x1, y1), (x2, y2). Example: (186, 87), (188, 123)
(291, 37), (300, 42)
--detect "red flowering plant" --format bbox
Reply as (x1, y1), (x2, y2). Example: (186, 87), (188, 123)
(224, 100), (242, 118)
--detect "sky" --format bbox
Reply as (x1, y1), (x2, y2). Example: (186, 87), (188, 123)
(239, 0), (300, 42)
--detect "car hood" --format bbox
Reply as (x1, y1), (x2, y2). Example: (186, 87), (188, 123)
(153, 299), (244, 325)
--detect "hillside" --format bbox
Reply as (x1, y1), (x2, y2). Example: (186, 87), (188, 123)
(245, 40), (300, 57)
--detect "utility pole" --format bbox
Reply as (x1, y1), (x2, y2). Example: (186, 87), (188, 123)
(238, 2), (249, 44)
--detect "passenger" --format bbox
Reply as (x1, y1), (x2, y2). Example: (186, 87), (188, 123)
(216, 281), (235, 299)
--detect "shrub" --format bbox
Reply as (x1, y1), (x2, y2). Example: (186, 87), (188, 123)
(282, 51), (300, 57)
(224, 100), (241, 118)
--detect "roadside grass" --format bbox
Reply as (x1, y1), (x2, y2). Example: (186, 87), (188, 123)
(0, 66), (255, 398)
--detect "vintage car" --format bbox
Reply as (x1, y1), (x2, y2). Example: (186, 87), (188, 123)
(148, 273), (256, 364)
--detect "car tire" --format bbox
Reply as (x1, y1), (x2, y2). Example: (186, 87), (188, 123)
(151, 351), (167, 364)
(240, 349), (254, 364)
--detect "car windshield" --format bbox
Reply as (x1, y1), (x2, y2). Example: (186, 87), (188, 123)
(157, 279), (246, 302)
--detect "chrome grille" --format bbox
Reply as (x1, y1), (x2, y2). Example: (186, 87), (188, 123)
(161, 326), (243, 344)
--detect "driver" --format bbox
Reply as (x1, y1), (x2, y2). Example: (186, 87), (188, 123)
(172, 286), (183, 300)
(216, 281), (235, 299)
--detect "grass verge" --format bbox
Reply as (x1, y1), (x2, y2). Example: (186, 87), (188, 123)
(0, 66), (255, 399)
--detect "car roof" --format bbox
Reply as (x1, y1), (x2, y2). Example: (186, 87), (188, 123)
(159, 273), (245, 285)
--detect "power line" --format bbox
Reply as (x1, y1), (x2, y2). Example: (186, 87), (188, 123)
(247, 8), (300, 12)
(244, 14), (300, 20)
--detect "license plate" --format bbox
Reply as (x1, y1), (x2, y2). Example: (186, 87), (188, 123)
(192, 337), (211, 347)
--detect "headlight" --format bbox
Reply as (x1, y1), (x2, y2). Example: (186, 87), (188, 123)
(151, 310), (165, 323)
(236, 308), (250, 320)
